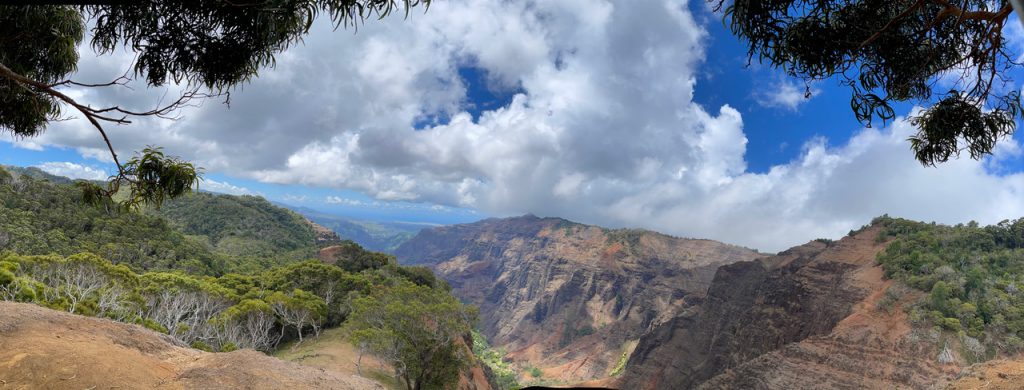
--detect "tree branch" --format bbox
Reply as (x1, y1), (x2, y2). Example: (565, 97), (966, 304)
(0, 61), (219, 198)
(0, 62), (125, 176)
(860, 0), (1013, 49)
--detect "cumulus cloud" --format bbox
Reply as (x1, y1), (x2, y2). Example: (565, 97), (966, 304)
(35, 162), (109, 181)
(202, 179), (256, 196)
(12, 0), (1024, 251)
(756, 78), (817, 111)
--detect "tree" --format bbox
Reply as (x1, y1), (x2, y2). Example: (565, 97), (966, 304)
(268, 289), (326, 344)
(139, 272), (232, 345)
(261, 260), (372, 325)
(218, 298), (278, 351)
(0, 1), (429, 208)
(345, 281), (474, 390)
(716, 0), (1023, 165)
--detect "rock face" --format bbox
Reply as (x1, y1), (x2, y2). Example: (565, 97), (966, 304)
(305, 218), (343, 246)
(619, 227), (960, 390)
(395, 215), (761, 382)
(0, 302), (384, 390)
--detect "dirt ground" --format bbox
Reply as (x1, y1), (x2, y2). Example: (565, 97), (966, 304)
(0, 301), (384, 390)
(275, 328), (403, 389)
(946, 359), (1024, 390)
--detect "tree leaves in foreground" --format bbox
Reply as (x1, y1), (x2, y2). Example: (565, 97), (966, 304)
(0, 1), (429, 209)
(77, 147), (201, 211)
(717, 0), (1022, 165)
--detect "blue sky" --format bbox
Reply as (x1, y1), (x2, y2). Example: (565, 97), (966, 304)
(0, 142), (479, 225)
(5, 0), (1024, 251)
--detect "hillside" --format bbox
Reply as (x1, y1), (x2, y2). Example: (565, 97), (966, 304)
(154, 192), (338, 261)
(0, 301), (383, 390)
(394, 215), (761, 385)
(617, 224), (944, 388)
(287, 205), (423, 253)
(0, 165), (488, 390)
(0, 167), (335, 274)
(617, 217), (1024, 389)
(0, 166), (226, 274)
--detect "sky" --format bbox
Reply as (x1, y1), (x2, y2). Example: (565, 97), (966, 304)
(5, 0), (1024, 252)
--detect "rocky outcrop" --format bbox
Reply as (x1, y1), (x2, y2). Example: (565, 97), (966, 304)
(305, 218), (342, 246)
(619, 226), (960, 390)
(395, 215), (761, 383)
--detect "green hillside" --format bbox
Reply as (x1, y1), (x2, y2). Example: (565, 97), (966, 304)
(0, 166), (226, 274)
(0, 164), (478, 389)
(0, 166), (324, 274)
(874, 215), (1024, 354)
(154, 192), (321, 261)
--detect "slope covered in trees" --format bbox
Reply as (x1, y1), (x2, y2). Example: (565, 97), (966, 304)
(0, 165), (483, 389)
(154, 192), (325, 262)
(874, 215), (1024, 352)
(0, 166), (226, 274)
(0, 166), (332, 274)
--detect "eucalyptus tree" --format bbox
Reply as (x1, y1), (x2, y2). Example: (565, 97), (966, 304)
(717, 0), (1023, 165)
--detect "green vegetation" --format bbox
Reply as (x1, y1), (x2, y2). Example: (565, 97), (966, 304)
(0, 170), (340, 274)
(0, 251), (403, 351)
(609, 351), (629, 377)
(155, 192), (322, 262)
(874, 215), (1024, 352)
(0, 172), (226, 274)
(472, 330), (520, 390)
(345, 281), (476, 390)
(0, 169), (475, 389)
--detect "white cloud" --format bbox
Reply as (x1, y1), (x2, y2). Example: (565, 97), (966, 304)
(756, 78), (817, 111)
(608, 119), (1024, 252)
(202, 179), (256, 196)
(283, 194), (308, 203)
(12, 0), (1024, 252)
(325, 196), (370, 206)
(35, 162), (109, 181)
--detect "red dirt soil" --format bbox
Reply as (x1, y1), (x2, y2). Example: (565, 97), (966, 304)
(0, 301), (383, 390)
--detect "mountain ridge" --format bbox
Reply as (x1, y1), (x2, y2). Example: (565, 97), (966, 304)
(395, 214), (762, 384)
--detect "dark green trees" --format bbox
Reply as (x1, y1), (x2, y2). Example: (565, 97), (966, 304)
(717, 0), (1022, 165)
(346, 281), (475, 390)
(875, 216), (1024, 350)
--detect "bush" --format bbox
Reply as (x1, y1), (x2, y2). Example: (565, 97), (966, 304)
(942, 317), (962, 331)
(530, 367), (542, 378)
